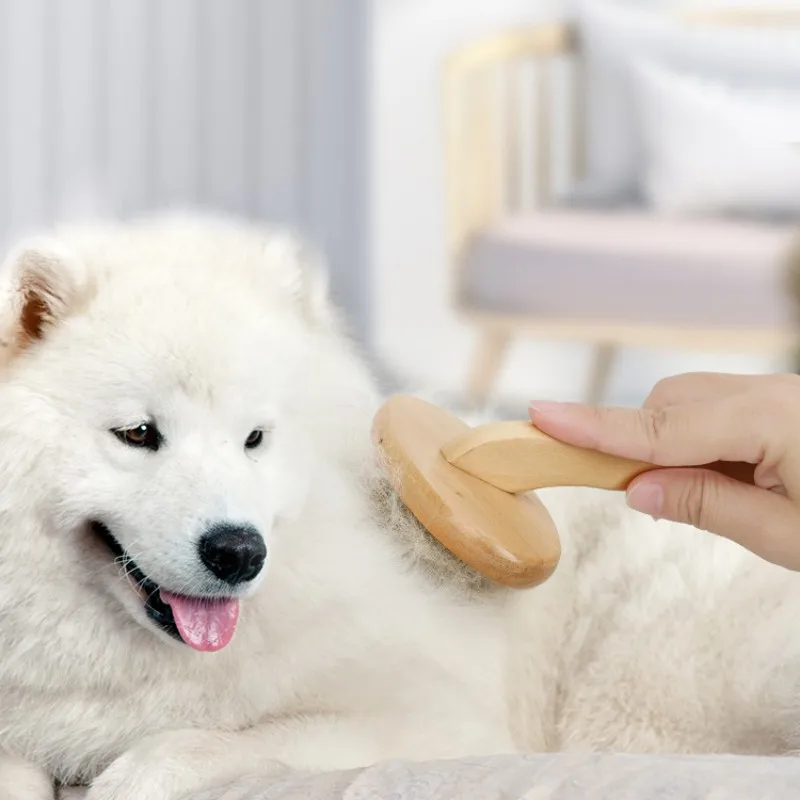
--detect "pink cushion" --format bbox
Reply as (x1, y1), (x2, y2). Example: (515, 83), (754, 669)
(458, 210), (797, 328)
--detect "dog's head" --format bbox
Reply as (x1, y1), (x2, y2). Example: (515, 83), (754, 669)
(0, 216), (378, 652)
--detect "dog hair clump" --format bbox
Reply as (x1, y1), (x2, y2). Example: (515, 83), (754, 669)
(359, 450), (498, 598)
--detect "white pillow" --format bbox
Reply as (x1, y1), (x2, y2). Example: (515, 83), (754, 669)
(575, 0), (800, 203)
(633, 60), (800, 217)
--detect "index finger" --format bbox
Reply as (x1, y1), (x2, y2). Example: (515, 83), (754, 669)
(642, 372), (761, 410)
(529, 396), (768, 467)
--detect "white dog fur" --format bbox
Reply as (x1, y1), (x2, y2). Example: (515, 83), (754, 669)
(0, 215), (798, 800)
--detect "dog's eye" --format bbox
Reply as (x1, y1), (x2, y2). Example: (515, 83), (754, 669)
(244, 429), (264, 450)
(113, 423), (161, 452)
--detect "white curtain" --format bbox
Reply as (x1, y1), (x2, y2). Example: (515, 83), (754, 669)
(0, 0), (372, 341)
(0, 0), (307, 243)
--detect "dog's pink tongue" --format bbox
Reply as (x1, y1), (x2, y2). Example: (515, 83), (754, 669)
(159, 591), (240, 652)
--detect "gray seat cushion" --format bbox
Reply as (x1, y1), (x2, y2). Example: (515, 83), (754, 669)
(458, 210), (798, 328)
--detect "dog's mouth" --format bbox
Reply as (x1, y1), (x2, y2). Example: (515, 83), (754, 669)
(90, 521), (240, 653)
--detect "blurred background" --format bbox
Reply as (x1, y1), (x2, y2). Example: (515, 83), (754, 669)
(0, 0), (799, 413)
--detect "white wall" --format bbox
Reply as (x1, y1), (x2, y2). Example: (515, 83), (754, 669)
(369, 0), (786, 406)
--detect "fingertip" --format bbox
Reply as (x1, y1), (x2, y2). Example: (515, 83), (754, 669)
(528, 400), (615, 453)
(626, 480), (665, 518)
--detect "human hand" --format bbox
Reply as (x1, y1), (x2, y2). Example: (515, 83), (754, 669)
(529, 372), (800, 571)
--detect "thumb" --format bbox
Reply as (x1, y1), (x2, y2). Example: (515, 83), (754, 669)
(626, 468), (800, 570)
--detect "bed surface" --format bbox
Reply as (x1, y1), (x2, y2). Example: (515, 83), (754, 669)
(180, 752), (799, 799)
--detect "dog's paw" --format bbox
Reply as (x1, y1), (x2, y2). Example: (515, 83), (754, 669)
(0, 753), (54, 800)
(85, 728), (281, 800)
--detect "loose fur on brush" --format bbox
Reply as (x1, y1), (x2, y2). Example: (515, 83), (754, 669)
(0, 215), (799, 800)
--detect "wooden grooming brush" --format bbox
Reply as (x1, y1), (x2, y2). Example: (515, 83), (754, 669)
(372, 395), (756, 590)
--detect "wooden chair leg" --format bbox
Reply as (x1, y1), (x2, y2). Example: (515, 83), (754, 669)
(466, 329), (511, 408)
(586, 342), (617, 405)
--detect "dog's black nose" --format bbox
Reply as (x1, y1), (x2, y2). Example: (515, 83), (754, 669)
(199, 524), (267, 585)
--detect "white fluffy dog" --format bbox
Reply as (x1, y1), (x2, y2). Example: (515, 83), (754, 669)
(0, 216), (798, 800)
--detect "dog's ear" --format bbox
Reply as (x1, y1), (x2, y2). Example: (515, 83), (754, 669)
(0, 238), (89, 353)
(262, 233), (338, 329)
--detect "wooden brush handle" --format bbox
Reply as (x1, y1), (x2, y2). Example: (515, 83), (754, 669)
(442, 420), (756, 494)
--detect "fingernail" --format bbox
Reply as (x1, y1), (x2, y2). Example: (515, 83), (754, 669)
(626, 482), (664, 519)
(529, 401), (568, 417)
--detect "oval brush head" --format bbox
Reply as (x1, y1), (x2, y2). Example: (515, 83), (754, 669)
(372, 395), (562, 588)
(372, 395), (756, 590)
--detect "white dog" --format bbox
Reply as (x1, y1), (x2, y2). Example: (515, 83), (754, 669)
(0, 215), (798, 800)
